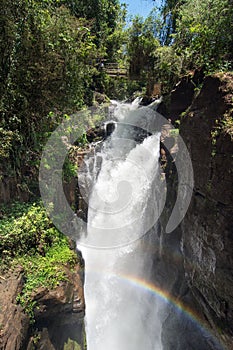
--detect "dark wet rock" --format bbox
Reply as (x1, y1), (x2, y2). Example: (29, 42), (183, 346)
(140, 95), (155, 106)
(179, 73), (233, 349)
(33, 265), (85, 321)
(27, 328), (56, 350)
(159, 73), (233, 350)
(0, 263), (85, 350)
(30, 264), (85, 349)
(0, 176), (38, 204)
(93, 91), (109, 105)
(86, 125), (105, 143)
(157, 69), (205, 123)
(105, 121), (116, 137)
(0, 267), (30, 350)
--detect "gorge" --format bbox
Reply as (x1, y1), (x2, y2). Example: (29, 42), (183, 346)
(0, 1), (233, 349)
(76, 75), (232, 350)
(0, 72), (232, 350)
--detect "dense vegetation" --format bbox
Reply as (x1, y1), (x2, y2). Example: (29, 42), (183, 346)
(0, 201), (78, 319)
(0, 0), (125, 180)
(127, 0), (233, 92)
(1, 0), (232, 180)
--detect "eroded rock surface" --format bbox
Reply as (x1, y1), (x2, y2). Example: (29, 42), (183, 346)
(180, 73), (233, 348)
(160, 73), (233, 350)
(0, 267), (29, 350)
(0, 262), (85, 350)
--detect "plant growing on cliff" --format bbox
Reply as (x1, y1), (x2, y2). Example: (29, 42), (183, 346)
(222, 111), (233, 138)
(211, 110), (233, 157)
(0, 201), (78, 321)
(16, 239), (77, 322)
(64, 338), (81, 350)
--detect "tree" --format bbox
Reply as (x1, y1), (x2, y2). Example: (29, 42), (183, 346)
(56, 0), (121, 51)
(173, 0), (233, 71)
(127, 16), (160, 79)
(153, 0), (187, 45)
(0, 0), (127, 180)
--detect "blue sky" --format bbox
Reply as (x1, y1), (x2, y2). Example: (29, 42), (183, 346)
(120, 0), (161, 19)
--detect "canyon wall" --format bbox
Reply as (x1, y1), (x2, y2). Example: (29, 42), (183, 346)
(159, 73), (233, 349)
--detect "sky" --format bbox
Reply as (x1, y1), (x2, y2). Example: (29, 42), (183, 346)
(120, 0), (161, 19)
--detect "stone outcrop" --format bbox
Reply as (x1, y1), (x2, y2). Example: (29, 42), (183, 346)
(160, 72), (233, 350)
(157, 69), (205, 123)
(0, 176), (38, 204)
(0, 267), (30, 350)
(0, 262), (85, 350)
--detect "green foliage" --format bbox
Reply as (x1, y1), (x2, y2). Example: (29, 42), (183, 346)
(211, 112), (233, 149)
(222, 112), (233, 138)
(0, 202), (56, 260)
(173, 0), (233, 72)
(105, 77), (146, 100)
(0, 128), (15, 159)
(0, 201), (78, 321)
(127, 15), (160, 79)
(57, 0), (121, 47)
(170, 128), (179, 137)
(64, 338), (81, 350)
(0, 0), (125, 182)
(152, 46), (183, 92)
(159, 0), (186, 45)
(16, 240), (77, 321)
(1, 0), (231, 195)
(125, 12), (184, 92)
(63, 156), (78, 182)
(0, 201), (77, 266)
(125, 0), (233, 93)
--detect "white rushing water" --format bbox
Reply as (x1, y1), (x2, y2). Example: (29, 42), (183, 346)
(78, 99), (164, 350)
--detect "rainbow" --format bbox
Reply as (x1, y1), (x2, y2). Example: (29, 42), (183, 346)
(85, 270), (225, 349)
(119, 273), (199, 319)
(118, 273), (225, 349)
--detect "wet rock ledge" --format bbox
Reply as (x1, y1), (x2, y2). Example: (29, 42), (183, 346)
(0, 261), (85, 350)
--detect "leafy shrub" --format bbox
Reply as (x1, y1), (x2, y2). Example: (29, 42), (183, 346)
(16, 238), (77, 321)
(64, 338), (81, 350)
(173, 0), (233, 73)
(0, 202), (57, 260)
(153, 46), (183, 93)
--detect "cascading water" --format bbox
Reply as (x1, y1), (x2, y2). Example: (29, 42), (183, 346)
(77, 99), (165, 350)
(39, 95), (226, 350)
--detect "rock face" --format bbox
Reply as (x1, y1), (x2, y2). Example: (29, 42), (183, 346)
(29, 263), (85, 350)
(160, 73), (233, 350)
(0, 177), (37, 204)
(0, 262), (85, 350)
(180, 73), (233, 348)
(157, 69), (204, 123)
(0, 267), (30, 350)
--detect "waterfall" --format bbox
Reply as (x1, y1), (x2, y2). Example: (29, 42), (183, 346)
(39, 96), (226, 350)
(77, 99), (164, 350)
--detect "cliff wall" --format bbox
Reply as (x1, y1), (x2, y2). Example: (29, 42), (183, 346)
(160, 73), (233, 349)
